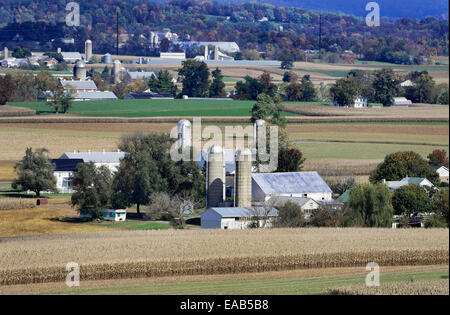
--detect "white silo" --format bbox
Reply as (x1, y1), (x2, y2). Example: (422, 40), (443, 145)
(74, 60), (87, 80)
(177, 120), (192, 149)
(253, 119), (266, 151)
(3, 47), (8, 59)
(204, 45), (209, 60)
(57, 47), (61, 54)
(234, 148), (252, 207)
(214, 46), (219, 61)
(85, 40), (93, 62)
(113, 60), (122, 84)
(206, 145), (225, 208)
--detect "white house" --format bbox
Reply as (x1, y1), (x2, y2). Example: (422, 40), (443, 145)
(352, 96), (368, 108)
(59, 150), (125, 173)
(386, 177), (434, 190)
(201, 207), (278, 229)
(434, 166), (449, 183)
(401, 80), (415, 87)
(51, 158), (84, 193)
(252, 172), (333, 203)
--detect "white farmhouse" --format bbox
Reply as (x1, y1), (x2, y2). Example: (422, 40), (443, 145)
(386, 177), (434, 190)
(433, 166), (449, 183)
(252, 172), (333, 203)
(51, 158), (84, 193)
(201, 207), (278, 230)
(352, 96), (368, 108)
(59, 150), (125, 173)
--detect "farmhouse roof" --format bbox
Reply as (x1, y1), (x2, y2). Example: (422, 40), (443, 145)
(268, 196), (317, 207)
(61, 80), (97, 91)
(208, 207), (278, 218)
(61, 52), (82, 60)
(60, 151), (125, 163)
(252, 172), (332, 195)
(75, 91), (117, 100)
(51, 159), (84, 172)
(127, 71), (156, 80)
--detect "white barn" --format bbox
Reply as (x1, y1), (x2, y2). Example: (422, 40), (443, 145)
(252, 172), (333, 203)
(434, 166), (449, 183)
(201, 207), (278, 230)
(59, 150), (125, 173)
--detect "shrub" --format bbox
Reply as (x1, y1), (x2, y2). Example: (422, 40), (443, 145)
(424, 214), (448, 228)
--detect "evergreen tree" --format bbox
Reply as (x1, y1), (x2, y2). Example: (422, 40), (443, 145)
(178, 60), (210, 97)
(209, 68), (226, 98)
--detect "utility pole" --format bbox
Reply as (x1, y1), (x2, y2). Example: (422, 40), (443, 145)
(116, 11), (119, 56)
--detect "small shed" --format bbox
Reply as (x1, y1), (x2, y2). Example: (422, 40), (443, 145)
(201, 207), (278, 229)
(102, 209), (127, 222)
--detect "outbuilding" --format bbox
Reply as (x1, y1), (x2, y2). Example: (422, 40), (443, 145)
(201, 207), (278, 229)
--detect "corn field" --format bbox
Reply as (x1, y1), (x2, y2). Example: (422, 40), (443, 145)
(0, 228), (448, 285)
(328, 280), (449, 295)
(0, 198), (36, 210)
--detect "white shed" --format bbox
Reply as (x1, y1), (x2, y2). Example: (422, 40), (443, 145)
(201, 207), (278, 229)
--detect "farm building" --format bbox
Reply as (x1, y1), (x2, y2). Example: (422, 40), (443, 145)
(124, 91), (174, 99)
(268, 196), (320, 221)
(252, 172), (333, 203)
(51, 158), (83, 193)
(173, 41), (240, 53)
(61, 52), (82, 63)
(433, 166), (449, 183)
(385, 177), (435, 190)
(389, 97), (412, 106)
(201, 207), (278, 229)
(61, 79), (98, 93)
(59, 150), (125, 173)
(160, 52), (186, 60)
(126, 71), (156, 82)
(38, 90), (117, 102)
(80, 209), (127, 221)
(334, 96), (368, 108)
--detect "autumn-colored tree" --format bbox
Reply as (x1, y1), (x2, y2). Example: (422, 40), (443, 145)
(428, 149), (449, 167)
(276, 147), (306, 172)
(0, 74), (16, 105)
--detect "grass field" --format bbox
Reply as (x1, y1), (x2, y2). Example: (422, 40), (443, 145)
(10, 99), (301, 118)
(10, 268), (448, 295)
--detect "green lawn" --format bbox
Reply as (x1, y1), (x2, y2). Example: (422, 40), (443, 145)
(10, 99), (302, 118)
(28, 269), (448, 295)
(297, 69), (349, 77)
(87, 219), (171, 230)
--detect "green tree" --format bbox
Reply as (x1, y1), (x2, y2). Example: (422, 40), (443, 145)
(349, 183), (394, 227)
(310, 207), (344, 227)
(279, 53), (294, 70)
(330, 77), (358, 106)
(285, 81), (303, 101)
(71, 162), (113, 218)
(234, 76), (264, 100)
(12, 47), (31, 58)
(112, 82), (130, 99)
(0, 74), (16, 105)
(178, 60), (210, 97)
(209, 68), (226, 98)
(259, 72), (277, 97)
(274, 201), (305, 227)
(370, 151), (440, 186)
(299, 75), (317, 101)
(276, 147), (305, 172)
(101, 66), (111, 81)
(148, 70), (178, 96)
(44, 52), (64, 62)
(406, 73), (435, 103)
(50, 87), (74, 113)
(35, 71), (59, 94)
(250, 93), (286, 128)
(12, 148), (57, 198)
(392, 185), (430, 216)
(430, 190), (449, 225)
(373, 68), (400, 106)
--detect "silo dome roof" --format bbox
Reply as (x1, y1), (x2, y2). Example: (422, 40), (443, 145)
(255, 119), (266, 126)
(178, 119), (192, 128)
(208, 144), (223, 154)
(75, 60), (86, 68)
(236, 147), (252, 157)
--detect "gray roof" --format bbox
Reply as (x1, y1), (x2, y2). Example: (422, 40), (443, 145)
(60, 151), (125, 163)
(208, 207), (278, 218)
(75, 91), (117, 100)
(128, 72), (156, 80)
(252, 172), (332, 195)
(61, 80), (97, 90)
(61, 52), (82, 60)
(268, 196), (317, 207)
(174, 41), (240, 53)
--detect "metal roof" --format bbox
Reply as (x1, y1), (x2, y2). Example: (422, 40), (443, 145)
(75, 91), (117, 100)
(173, 41), (240, 53)
(61, 52), (82, 60)
(209, 207), (278, 218)
(61, 80), (97, 90)
(268, 196), (316, 207)
(51, 159), (84, 172)
(60, 151), (125, 163)
(128, 72), (156, 80)
(252, 172), (332, 195)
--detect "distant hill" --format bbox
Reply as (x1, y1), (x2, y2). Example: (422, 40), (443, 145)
(213, 0), (449, 19)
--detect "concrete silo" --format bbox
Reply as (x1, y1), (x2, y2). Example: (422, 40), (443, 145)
(3, 47), (8, 59)
(177, 120), (192, 149)
(253, 119), (266, 150)
(74, 60), (87, 80)
(234, 147), (252, 207)
(85, 40), (92, 62)
(113, 60), (122, 84)
(206, 145), (225, 208)
(214, 46), (219, 61)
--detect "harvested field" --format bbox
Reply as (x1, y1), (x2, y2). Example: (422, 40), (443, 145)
(0, 161), (16, 181)
(328, 279), (449, 295)
(0, 198), (36, 210)
(0, 106), (35, 117)
(284, 103), (449, 120)
(0, 228), (447, 285)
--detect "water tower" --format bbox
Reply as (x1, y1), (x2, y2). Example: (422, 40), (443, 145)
(234, 148), (252, 207)
(206, 145), (225, 208)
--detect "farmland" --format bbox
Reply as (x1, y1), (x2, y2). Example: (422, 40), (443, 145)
(0, 228), (447, 286)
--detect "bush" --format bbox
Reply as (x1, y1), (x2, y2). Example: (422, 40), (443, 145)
(274, 201), (305, 228)
(392, 185), (430, 216)
(309, 207), (343, 227)
(424, 214), (448, 228)
(0, 198), (36, 210)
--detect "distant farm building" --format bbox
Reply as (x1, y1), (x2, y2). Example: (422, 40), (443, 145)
(61, 52), (82, 63)
(61, 79), (98, 93)
(51, 158), (83, 193)
(126, 71), (156, 82)
(160, 52), (186, 60)
(173, 41), (240, 53)
(385, 177), (434, 190)
(252, 172), (333, 203)
(124, 90), (174, 99)
(433, 166), (449, 183)
(80, 209), (127, 221)
(389, 97), (412, 106)
(201, 207), (278, 229)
